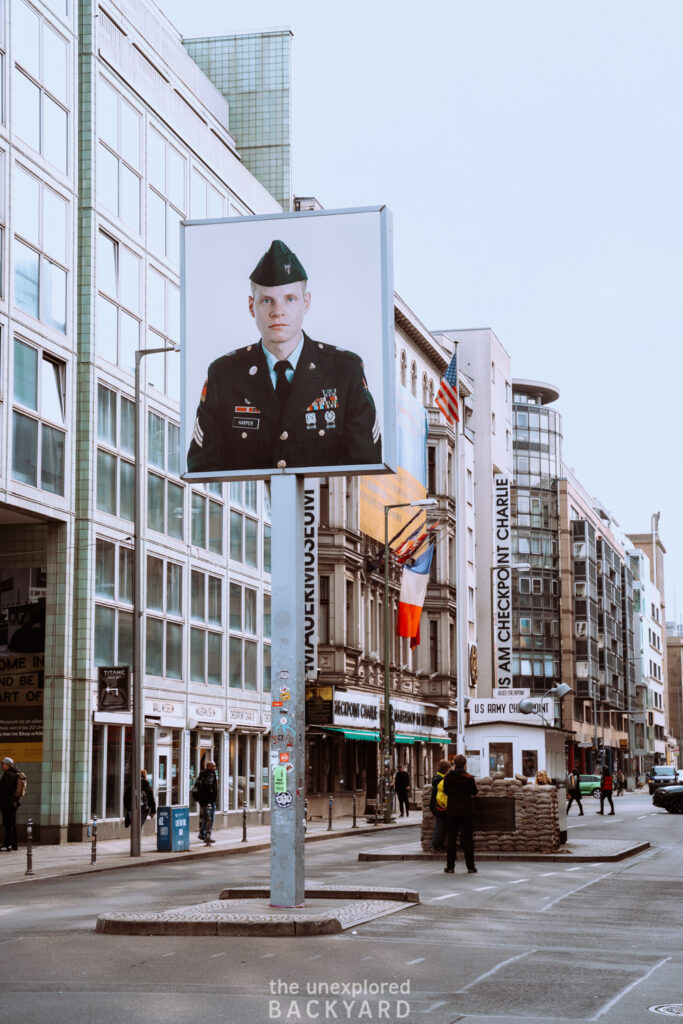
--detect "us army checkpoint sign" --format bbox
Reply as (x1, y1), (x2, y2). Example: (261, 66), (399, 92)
(180, 206), (396, 482)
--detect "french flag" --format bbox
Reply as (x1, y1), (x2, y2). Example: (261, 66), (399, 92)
(396, 544), (435, 644)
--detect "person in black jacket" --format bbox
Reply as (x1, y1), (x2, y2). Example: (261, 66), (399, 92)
(0, 756), (20, 851)
(566, 766), (584, 816)
(194, 761), (218, 842)
(443, 754), (478, 874)
(394, 765), (411, 817)
(123, 769), (156, 832)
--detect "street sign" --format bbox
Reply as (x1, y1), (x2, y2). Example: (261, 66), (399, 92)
(97, 666), (130, 711)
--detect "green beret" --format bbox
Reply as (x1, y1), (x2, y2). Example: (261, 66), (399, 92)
(250, 239), (307, 286)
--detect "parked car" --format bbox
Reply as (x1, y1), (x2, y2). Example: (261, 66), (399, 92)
(579, 774), (602, 798)
(677, 769), (683, 784)
(648, 766), (677, 795)
(652, 784), (683, 814)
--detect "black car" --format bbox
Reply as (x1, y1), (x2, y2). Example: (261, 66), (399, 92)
(652, 784), (683, 814)
(648, 766), (677, 794)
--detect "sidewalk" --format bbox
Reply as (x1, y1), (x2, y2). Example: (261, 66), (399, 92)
(0, 814), (417, 887)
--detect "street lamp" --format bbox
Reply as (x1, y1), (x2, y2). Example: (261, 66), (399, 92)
(518, 683), (572, 726)
(130, 344), (176, 856)
(383, 498), (438, 823)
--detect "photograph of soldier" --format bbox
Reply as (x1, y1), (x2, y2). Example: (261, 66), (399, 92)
(186, 239), (382, 473)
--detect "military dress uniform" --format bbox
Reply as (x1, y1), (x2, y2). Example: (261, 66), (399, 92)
(187, 332), (381, 473)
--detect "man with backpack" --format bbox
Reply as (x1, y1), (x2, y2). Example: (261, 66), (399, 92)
(193, 760), (218, 842)
(0, 756), (25, 851)
(429, 759), (451, 853)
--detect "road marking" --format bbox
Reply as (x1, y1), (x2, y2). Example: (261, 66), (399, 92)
(456, 949), (538, 992)
(590, 957), (671, 1019)
(637, 814), (649, 819)
(309, 955), (322, 960)
(540, 871), (613, 913)
(565, 866), (583, 872)
(406, 957), (425, 965)
(539, 871), (557, 876)
(361, 956), (373, 961)
(474, 886), (495, 891)
(509, 879), (528, 884)
(431, 892), (461, 901)
(161, 952), (176, 958)
(211, 952), (226, 959)
(261, 953), (275, 958)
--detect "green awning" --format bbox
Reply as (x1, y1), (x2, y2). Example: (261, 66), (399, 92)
(395, 734), (415, 744)
(314, 726), (380, 742)
(396, 734), (448, 744)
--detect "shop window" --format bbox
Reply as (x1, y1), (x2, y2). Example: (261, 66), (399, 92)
(489, 742), (513, 778)
(12, 338), (66, 493)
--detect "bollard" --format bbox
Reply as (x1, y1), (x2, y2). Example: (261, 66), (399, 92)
(352, 792), (358, 828)
(242, 805), (248, 842)
(91, 815), (98, 864)
(327, 795), (333, 831)
(25, 818), (34, 876)
(374, 800), (379, 826)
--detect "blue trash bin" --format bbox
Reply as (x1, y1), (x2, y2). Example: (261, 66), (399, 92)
(156, 806), (190, 851)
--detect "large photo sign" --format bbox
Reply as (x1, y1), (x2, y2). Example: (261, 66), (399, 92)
(181, 207), (395, 481)
(493, 474), (513, 688)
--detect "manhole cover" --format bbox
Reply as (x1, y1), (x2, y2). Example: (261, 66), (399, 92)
(650, 1007), (683, 1017)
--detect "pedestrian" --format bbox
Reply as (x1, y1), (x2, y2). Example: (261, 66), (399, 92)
(616, 769), (625, 796)
(443, 754), (478, 874)
(566, 766), (584, 816)
(123, 769), (156, 831)
(394, 765), (411, 817)
(429, 759), (451, 853)
(186, 239), (382, 474)
(535, 769), (552, 785)
(0, 757), (21, 851)
(193, 760), (218, 842)
(596, 766), (615, 815)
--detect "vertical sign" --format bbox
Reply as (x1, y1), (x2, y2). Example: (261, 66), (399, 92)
(303, 484), (318, 680)
(493, 475), (512, 688)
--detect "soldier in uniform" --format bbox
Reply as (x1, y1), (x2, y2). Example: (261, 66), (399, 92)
(187, 240), (382, 473)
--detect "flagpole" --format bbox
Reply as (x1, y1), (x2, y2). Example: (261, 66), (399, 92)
(454, 343), (468, 755)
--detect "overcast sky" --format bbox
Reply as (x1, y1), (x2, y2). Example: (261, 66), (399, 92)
(159, 0), (683, 614)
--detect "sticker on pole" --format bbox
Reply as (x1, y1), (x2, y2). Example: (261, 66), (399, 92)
(273, 766), (288, 793)
(275, 791), (293, 808)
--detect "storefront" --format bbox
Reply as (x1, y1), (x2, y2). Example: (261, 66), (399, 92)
(465, 692), (571, 781)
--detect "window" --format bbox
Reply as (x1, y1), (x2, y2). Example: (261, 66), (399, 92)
(229, 582), (259, 690)
(319, 575), (330, 645)
(230, 507), (258, 566)
(146, 267), (180, 398)
(427, 447), (436, 494)
(190, 570), (222, 685)
(12, 2), (68, 172)
(12, 338), (66, 493)
(146, 556), (183, 678)
(94, 539), (134, 666)
(190, 167), (225, 219)
(96, 384), (134, 519)
(148, 127), (185, 264)
(190, 488), (223, 552)
(96, 231), (140, 373)
(146, 413), (185, 539)
(13, 166), (68, 332)
(97, 78), (141, 231)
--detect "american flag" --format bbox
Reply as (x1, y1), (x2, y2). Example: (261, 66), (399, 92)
(435, 352), (460, 424)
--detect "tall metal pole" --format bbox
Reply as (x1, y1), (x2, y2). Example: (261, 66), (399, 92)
(383, 504), (392, 823)
(132, 346), (175, 857)
(269, 474), (305, 906)
(454, 368), (468, 756)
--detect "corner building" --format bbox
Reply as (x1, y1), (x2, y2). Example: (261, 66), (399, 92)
(1, 0), (288, 840)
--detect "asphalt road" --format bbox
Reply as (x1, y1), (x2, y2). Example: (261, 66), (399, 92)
(0, 791), (680, 1024)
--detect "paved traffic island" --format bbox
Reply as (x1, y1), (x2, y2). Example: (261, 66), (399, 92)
(95, 884), (420, 937)
(358, 837), (650, 863)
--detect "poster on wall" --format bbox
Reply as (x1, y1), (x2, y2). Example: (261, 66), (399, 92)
(181, 206), (396, 481)
(0, 569), (45, 763)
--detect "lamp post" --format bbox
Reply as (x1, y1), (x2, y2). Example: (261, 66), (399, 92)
(131, 345), (176, 856)
(518, 683), (572, 726)
(383, 498), (437, 823)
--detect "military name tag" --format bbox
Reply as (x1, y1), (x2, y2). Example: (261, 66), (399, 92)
(233, 416), (259, 430)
